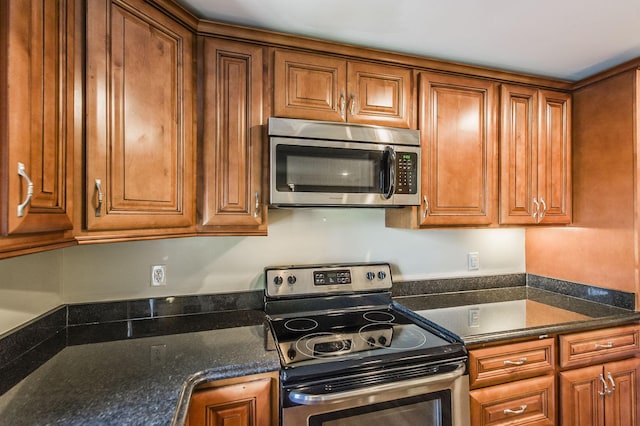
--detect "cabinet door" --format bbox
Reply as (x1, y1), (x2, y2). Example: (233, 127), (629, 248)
(187, 377), (273, 426)
(1, 0), (74, 242)
(418, 72), (498, 225)
(273, 50), (346, 122)
(559, 364), (605, 426)
(499, 84), (539, 224)
(85, 0), (194, 232)
(199, 37), (267, 233)
(603, 357), (640, 426)
(346, 62), (413, 128)
(537, 90), (571, 224)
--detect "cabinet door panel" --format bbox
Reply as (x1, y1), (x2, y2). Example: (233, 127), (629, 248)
(559, 364), (604, 426)
(604, 358), (640, 426)
(538, 90), (571, 224)
(85, 0), (194, 231)
(499, 84), (538, 224)
(188, 377), (272, 426)
(2, 0), (73, 236)
(347, 62), (413, 128)
(200, 38), (266, 231)
(419, 72), (497, 225)
(273, 50), (346, 122)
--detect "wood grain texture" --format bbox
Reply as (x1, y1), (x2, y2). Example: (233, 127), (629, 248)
(526, 70), (638, 298)
(84, 0), (195, 232)
(199, 37), (267, 232)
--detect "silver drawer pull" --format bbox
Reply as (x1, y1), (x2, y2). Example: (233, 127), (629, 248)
(504, 405), (527, 415)
(606, 372), (616, 395)
(599, 374), (609, 397)
(503, 357), (527, 366)
(595, 342), (614, 349)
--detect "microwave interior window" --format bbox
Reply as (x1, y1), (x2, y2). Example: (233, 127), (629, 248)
(276, 145), (381, 193)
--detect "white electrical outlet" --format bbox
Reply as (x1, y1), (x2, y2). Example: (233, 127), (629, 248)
(468, 252), (480, 271)
(151, 265), (166, 286)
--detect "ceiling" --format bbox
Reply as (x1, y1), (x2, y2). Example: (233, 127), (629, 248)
(176, 0), (640, 81)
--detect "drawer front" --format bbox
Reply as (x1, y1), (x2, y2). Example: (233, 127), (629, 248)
(469, 338), (555, 388)
(559, 324), (640, 368)
(470, 375), (555, 426)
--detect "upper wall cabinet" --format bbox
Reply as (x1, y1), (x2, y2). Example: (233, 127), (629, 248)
(198, 37), (267, 235)
(273, 50), (414, 129)
(0, 0), (76, 257)
(500, 84), (572, 225)
(387, 72), (498, 227)
(83, 0), (195, 236)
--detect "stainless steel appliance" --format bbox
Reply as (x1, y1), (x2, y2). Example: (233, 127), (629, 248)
(268, 118), (421, 207)
(264, 263), (470, 426)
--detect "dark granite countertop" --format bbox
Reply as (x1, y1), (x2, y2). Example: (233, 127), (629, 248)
(0, 302), (280, 426)
(396, 286), (640, 346)
(1, 275), (639, 425)
(0, 324), (279, 426)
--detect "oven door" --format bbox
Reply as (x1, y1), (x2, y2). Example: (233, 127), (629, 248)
(282, 362), (470, 426)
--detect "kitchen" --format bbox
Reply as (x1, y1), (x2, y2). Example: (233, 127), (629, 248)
(1, 0), (640, 425)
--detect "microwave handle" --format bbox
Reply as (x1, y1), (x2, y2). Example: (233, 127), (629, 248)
(382, 146), (396, 199)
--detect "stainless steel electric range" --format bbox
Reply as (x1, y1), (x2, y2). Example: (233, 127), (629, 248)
(264, 262), (470, 426)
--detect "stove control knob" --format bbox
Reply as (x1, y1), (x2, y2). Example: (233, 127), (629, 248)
(367, 337), (376, 347)
(378, 336), (387, 346)
(287, 348), (296, 360)
(273, 276), (283, 286)
(366, 272), (375, 281)
(287, 275), (297, 285)
(377, 271), (387, 280)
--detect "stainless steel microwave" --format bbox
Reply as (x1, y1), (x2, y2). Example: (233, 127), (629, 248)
(268, 118), (421, 207)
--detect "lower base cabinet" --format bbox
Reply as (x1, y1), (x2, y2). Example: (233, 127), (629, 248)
(470, 375), (556, 426)
(559, 357), (640, 426)
(187, 372), (278, 426)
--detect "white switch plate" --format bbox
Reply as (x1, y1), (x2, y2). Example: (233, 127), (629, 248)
(151, 265), (166, 286)
(468, 252), (480, 271)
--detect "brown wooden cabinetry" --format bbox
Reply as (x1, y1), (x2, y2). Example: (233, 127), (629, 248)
(198, 37), (267, 235)
(387, 72), (498, 227)
(82, 0), (195, 238)
(500, 84), (572, 225)
(559, 357), (640, 426)
(468, 337), (556, 426)
(0, 0), (76, 257)
(558, 324), (640, 426)
(273, 50), (414, 128)
(186, 372), (278, 426)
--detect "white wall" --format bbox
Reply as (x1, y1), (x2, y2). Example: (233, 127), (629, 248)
(0, 208), (525, 334)
(0, 250), (64, 335)
(62, 208), (526, 303)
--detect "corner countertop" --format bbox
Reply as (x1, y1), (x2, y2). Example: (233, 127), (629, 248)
(396, 286), (640, 346)
(0, 322), (280, 426)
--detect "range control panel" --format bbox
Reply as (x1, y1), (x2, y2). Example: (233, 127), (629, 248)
(265, 263), (392, 298)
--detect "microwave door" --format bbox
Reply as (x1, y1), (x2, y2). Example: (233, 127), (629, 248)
(271, 142), (391, 206)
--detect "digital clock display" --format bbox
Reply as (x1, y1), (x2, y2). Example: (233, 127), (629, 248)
(313, 269), (352, 286)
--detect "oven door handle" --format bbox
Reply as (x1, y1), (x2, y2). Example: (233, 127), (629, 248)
(288, 362), (466, 405)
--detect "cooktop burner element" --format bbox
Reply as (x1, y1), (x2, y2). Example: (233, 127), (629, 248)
(264, 263), (467, 383)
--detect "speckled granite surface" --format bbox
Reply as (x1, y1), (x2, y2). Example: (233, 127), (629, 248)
(1, 274), (639, 425)
(0, 324), (279, 426)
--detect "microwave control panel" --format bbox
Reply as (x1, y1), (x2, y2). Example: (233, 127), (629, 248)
(395, 152), (418, 194)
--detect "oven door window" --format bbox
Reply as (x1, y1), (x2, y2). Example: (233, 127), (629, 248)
(275, 144), (386, 194)
(308, 391), (451, 426)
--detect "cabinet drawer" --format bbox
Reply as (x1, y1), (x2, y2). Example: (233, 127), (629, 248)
(469, 338), (555, 388)
(470, 375), (555, 426)
(559, 323), (640, 368)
